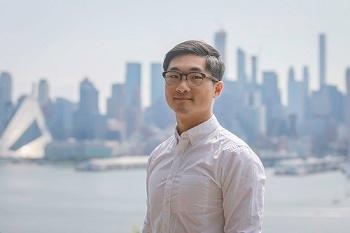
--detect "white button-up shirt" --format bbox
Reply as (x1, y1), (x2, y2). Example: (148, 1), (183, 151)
(142, 115), (266, 233)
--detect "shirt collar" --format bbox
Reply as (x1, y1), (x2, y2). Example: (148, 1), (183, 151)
(174, 115), (220, 146)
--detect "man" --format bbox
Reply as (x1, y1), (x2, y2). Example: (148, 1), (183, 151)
(142, 40), (266, 233)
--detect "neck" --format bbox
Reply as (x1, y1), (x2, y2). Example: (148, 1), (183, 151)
(176, 111), (213, 135)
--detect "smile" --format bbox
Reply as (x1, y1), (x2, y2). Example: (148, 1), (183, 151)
(174, 97), (192, 101)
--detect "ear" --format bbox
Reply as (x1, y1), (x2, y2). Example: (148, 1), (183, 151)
(213, 81), (224, 98)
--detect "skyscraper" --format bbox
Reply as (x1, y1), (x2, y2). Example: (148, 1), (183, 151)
(238, 90), (266, 142)
(107, 83), (125, 121)
(0, 72), (13, 135)
(151, 63), (163, 106)
(125, 63), (141, 108)
(237, 48), (246, 84)
(288, 67), (295, 83)
(262, 72), (281, 108)
(79, 78), (99, 114)
(302, 66), (310, 120)
(125, 62), (142, 137)
(0, 72), (12, 104)
(251, 56), (257, 86)
(346, 67), (350, 96)
(106, 83), (126, 140)
(261, 71), (282, 136)
(319, 33), (326, 90)
(50, 98), (75, 140)
(73, 78), (101, 139)
(324, 85), (345, 122)
(287, 67), (296, 111)
(214, 30), (226, 66)
(302, 66), (309, 96)
(38, 79), (50, 107)
(288, 67), (306, 127)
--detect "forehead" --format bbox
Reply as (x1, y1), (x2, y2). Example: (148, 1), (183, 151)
(167, 54), (206, 72)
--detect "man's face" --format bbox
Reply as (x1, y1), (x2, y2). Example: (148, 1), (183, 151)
(164, 54), (223, 120)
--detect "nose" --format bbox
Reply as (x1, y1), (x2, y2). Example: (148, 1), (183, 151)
(175, 78), (191, 93)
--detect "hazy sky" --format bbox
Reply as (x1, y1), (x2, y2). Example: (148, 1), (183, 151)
(1, 0), (349, 112)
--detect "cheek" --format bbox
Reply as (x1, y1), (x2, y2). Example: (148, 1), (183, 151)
(197, 89), (214, 106)
(165, 87), (174, 104)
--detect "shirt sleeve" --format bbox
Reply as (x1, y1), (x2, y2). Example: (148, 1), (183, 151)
(142, 156), (152, 233)
(221, 146), (266, 233)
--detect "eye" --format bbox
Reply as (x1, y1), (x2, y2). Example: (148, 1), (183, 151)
(189, 73), (204, 80)
(166, 72), (180, 79)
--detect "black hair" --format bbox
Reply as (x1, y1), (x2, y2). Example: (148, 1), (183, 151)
(163, 40), (225, 81)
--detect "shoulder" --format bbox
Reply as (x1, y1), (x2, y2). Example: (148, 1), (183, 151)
(215, 127), (265, 177)
(216, 126), (250, 151)
(147, 135), (175, 166)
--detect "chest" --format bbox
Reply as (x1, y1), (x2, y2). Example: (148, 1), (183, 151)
(148, 146), (223, 214)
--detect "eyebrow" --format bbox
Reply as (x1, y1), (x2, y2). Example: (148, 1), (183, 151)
(168, 67), (204, 72)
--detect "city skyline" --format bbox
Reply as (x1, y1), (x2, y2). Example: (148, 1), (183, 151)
(1, 32), (349, 112)
(1, 0), (349, 112)
(1, 37), (349, 158)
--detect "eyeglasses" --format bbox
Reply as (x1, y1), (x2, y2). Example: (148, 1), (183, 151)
(162, 71), (219, 87)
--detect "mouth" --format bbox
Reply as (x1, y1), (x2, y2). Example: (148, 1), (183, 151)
(173, 97), (192, 101)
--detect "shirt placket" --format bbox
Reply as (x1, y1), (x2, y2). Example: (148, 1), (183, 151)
(160, 137), (188, 233)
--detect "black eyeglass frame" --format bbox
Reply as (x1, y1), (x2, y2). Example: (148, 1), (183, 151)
(162, 71), (219, 86)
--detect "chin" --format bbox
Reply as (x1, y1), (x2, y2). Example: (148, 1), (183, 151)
(172, 106), (191, 115)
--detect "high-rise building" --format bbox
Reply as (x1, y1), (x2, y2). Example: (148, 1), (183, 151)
(0, 72), (12, 105)
(151, 63), (164, 106)
(79, 78), (99, 114)
(106, 83), (126, 140)
(125, 63), (141, 108)
(107, 83), (125, 121)
(0, 72), (13, 135)
(73, 78), (101, 140)
(125, 62), (142, 137)
(308, 87), (340, 155)
(287, 67), (295, 107)
(214, 80), (246, 138)
(38, 79), (50, 107)
(288, 67), (307, 128)
(237, 48), (246, 84)
(251, 56), (257, 86)
(238, 90), (266, 142)
(50, 98), (75, 140)
(346, 67), (350, 92)
(302, 66), (309, 95)
(288, 67), (295, 82)
(302, 66), (310, 121)
(262, 72), (281, 109)
(326, 85), (345, 122)
(261, 71), (282, 136)
(214, 30), (226, 66)
(319, 33), (326, 90)
(288, 66), (295, 99)
(309, 84), (344, 125)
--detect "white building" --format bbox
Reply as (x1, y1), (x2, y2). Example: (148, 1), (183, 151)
(0, 95), (51, 158)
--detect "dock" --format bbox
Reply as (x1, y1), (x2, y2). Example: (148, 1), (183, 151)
(274, 156), (345, 175)
(75, 155), (148, 171)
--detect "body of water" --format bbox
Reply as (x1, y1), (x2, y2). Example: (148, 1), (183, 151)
(1, 162), (350, 233)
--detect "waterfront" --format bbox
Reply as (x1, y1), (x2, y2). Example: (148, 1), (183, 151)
(1, 162), (350, 233)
